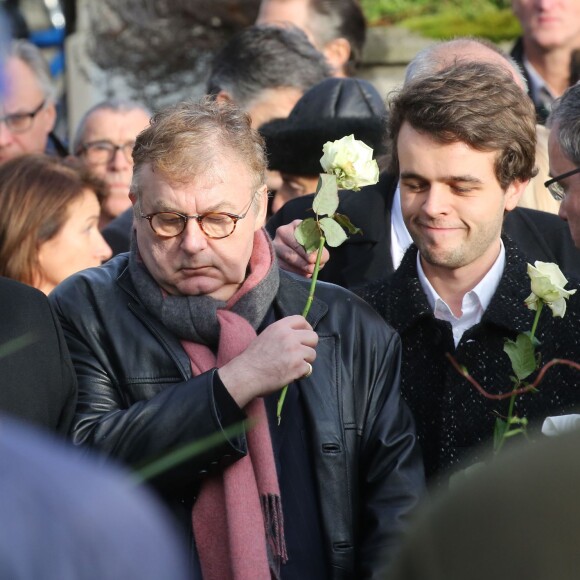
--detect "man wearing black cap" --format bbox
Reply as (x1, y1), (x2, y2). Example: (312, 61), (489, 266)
(260, 76), (387, 214)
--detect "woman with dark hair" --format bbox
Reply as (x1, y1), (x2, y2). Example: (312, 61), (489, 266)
(0, 154), (112, 293)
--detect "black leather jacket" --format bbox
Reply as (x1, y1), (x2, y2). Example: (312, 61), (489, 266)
(50, 253), (424, 579)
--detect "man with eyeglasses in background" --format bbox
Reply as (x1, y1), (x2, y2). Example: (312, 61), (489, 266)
(73, 100), (151, 229)
(546, 82), (580, 249)
(0, 39), (65, 163)
(50, 98), (424, 579)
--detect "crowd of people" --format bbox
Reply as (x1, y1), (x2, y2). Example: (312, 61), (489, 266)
(1, 0), (580, 578)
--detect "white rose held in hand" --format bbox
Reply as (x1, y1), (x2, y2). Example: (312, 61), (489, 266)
(278, 135), (379, 424)
(524, 261), (577, 317)
(320, 134), (379, 191)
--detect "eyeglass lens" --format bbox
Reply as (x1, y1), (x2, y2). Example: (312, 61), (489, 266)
(150, 212), (237, 239)
(0, 101), (45, 134)
(83, 141), (135, 165)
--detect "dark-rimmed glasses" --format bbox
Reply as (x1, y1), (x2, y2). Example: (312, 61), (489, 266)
(140, 195), (256, 239)
(544, 167), (580, 202)
(79, 140), (135, 165)
(0, 100), (46, 134)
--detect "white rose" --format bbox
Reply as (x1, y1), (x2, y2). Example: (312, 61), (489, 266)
(320, 134), (380, 191)
(524, 261), (577, 317)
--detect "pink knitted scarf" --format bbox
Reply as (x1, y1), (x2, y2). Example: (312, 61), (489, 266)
(182, 230), (287, 580)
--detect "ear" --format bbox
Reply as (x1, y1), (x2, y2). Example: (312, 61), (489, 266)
(323, 37), (351, 77)
(254, 185), (269, 229)
(214, 90), (234, 105)
(504, 179), (528, 212)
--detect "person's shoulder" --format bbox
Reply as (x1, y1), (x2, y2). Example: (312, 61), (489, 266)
(280, 271), (396, 333)
(50, 254), (130, 308)
(102, 208), (133, 256)
(0, 276), (47, 304)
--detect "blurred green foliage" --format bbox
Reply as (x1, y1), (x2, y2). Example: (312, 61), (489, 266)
(361, 0), (521, 42)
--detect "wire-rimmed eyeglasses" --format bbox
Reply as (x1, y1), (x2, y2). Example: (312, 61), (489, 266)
(140, 195), (257, 240)
(0, 100), (46, 134)
(79, 140), (135, 165)
(544, 167), (580, 202)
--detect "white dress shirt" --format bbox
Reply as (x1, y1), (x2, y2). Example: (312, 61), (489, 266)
(416, 241), (506, 347)
(390, 185), (414, 270)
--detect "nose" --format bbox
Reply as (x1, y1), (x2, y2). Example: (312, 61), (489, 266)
(109, 147), (131, 171)
(558, 197), (568, 222)
(179, 218), (208, 254)
(537, 0), (555, 11)
(96, 232), (113, 263)
(421, 185), (452, 218)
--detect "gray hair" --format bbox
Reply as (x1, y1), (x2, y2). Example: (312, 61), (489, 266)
(405, 37), (528, 91)
(7, 39), (55, 102)
(548, 82), (580, 166)
(72, 99), (152, 154)
(207, 24), (331, 110)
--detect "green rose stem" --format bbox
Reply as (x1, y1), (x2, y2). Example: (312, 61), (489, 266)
(494, 302), (543, 454)
(277, 233), (327, 425)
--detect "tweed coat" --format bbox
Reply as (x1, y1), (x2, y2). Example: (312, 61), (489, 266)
(360, 237), (580, 482)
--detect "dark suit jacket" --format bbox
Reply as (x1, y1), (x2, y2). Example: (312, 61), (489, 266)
(510, 37), (550, 125)
(360, 238), (580, 481)
(0, 277), (77, 433)
(102, 207), (134, 256)
(266, 171), (580, 287)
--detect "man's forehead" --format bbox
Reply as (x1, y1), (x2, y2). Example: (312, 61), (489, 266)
(1, 57), (44, 107)
(137, 160), (255, 203)
(83, 109), (150, 139)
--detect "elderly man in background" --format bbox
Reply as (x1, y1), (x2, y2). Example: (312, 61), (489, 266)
(73, 99), (151, 229)
(256, 0), (367, 77)
(0, 39), (65, 163)
(50, 99), (424, 579)
(547, 82), (580, 247)
(511, 0), (580, 123)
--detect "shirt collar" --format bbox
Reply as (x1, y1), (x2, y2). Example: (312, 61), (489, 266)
(390, 184), (414, 270)
(522, 55), (556, 105)
(417, 239), (506, 317)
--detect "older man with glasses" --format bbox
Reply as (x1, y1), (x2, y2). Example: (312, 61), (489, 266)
(73, 100), (151, 228)
(50, 98), (424, 579)
(0, 39), (65, 163)
(547, 82), (580, 249)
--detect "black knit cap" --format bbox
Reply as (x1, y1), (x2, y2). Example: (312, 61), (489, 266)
(259, 77), (387, 176)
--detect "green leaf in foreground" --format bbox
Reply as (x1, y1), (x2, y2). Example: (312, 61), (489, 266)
(319, 217), (348, 247)
(312, 173), (339, 217)
(334, 213), (362, 236)
(0, 332), (37, 359)
(295, 218), (322, 253)
(133, 420), (250, 483)
(503, 333), (537, 382)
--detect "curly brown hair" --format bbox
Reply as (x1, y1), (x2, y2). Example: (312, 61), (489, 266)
(388, 61), (537, 190)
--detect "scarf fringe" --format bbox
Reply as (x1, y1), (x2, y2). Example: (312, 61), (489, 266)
(261, 492), (288, 579)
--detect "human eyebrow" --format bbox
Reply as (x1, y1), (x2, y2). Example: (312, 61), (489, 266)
(444, 175), (483, 184)
(148, 200), (238, 214)
(400, 171), (426, 181)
